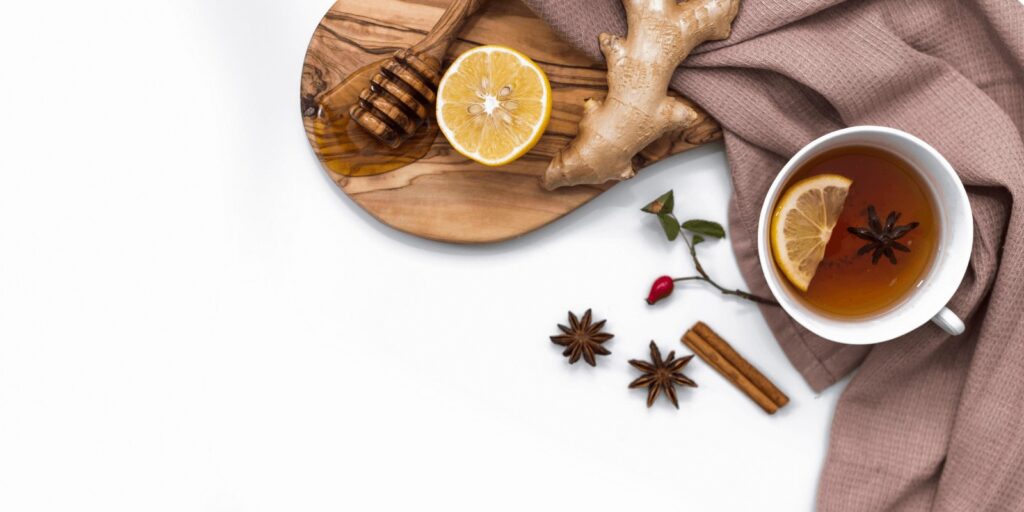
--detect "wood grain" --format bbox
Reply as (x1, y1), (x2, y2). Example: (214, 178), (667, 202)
(347, 0), (483, 147)
(301, 0), (721, 244)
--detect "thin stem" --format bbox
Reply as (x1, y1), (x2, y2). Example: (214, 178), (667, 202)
(721, 288), (779, 306)
(678, 234), (779, 307)
(672, 276), (704, 282)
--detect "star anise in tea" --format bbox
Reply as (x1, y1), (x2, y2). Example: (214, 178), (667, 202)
(628, 341), (697, 408)
(550, 309), (614, 366)
(847, 205), (919, 265)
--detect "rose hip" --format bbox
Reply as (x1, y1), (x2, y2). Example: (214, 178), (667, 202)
(646, 276), (675, 305)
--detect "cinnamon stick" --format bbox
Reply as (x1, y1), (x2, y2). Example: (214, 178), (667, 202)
(682, 322), (789, 414)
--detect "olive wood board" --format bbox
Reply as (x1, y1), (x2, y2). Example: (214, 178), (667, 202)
(301, 0), (721, 244)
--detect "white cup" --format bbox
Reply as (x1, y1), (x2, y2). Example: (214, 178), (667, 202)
(757, 126), (973, 345)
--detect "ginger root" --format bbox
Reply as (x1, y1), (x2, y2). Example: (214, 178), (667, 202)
(541, 0), (740, 190)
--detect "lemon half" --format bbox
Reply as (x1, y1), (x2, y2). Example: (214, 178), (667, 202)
(435, 45), (552, 166)
(770, 174), (853, 291)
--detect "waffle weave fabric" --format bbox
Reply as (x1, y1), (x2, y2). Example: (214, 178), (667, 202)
(522, 0), (1024, 509)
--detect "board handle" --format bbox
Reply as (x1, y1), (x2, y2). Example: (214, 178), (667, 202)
(412, 0), (486, 62)
(349, 0), (487, 148)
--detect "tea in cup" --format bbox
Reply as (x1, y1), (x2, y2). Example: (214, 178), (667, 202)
(758, 126), (972, 344)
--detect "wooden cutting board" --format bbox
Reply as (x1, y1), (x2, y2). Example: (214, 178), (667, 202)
(301, 0), (721, 244)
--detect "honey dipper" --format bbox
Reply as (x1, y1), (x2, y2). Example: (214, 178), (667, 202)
(349, 0), (486, 148)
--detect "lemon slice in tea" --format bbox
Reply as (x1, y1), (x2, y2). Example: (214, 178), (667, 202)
(770, 174), (853, 291)
(436, 45), (551, 166)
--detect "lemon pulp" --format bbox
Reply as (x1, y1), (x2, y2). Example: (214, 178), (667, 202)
(770, 174), (853, 291)
(436, 45), (551, 166)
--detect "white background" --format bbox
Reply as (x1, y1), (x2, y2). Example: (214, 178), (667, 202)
(0, 1), (850, 510)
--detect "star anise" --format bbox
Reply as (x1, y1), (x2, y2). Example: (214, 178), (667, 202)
(550, 309), (613, 366)
(628, 341), (697, 408)
(847, 205), (919, 265)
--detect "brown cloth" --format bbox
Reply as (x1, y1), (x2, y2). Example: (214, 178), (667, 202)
(522, 0), (1024, 509)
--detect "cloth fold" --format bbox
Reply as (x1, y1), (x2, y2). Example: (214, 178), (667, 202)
(522, 0), (1024, 509)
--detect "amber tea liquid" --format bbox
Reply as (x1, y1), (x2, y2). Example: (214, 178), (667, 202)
(782, 146), (938, 317)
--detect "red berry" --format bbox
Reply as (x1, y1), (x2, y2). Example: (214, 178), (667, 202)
(646, 276), (675, 305)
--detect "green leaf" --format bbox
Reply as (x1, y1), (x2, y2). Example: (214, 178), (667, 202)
(682, 219), (726, 239)
(641, 190), (674, 215)
(691, 234), (705, 246)
(657, 213), (681, 241)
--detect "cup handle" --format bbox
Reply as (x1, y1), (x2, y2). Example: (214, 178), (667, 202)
(931, 307), (966, 336)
